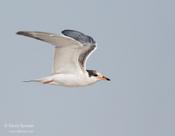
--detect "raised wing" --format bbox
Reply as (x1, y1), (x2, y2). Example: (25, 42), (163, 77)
(61, 30), (96, 70)
(62, 30), (96, 44)
(17, 31), (81, 47)
(17, 30), (97, 73)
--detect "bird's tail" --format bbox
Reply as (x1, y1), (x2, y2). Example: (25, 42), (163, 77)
(23, 80), (41, 83)
(23, 75), (55, 84)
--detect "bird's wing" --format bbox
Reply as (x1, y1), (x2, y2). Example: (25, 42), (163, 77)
(17, 30), (96, 73)
(16, 31), (81, 47)
(61, 30), (96, 70)
(53, 46), (82, 74)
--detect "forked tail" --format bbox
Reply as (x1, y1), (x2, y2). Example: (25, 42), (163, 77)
(23, 80), (41, 83)
(23, 79), (55, 84)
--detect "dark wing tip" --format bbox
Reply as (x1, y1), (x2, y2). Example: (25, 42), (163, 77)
(16, 31), (31, 37)
(16, 31), (44, 41)
(16, 31), (34, 38)
(61, 29), (96, 44)
(16, 31), (24, 35)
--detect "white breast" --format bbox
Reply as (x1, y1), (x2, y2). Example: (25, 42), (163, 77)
(47, 73), (98, 87)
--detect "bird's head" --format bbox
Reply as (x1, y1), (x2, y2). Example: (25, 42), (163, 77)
(87, 70), (110, 81)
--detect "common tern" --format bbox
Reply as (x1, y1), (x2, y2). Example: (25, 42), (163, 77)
(17, 30), (110, 87)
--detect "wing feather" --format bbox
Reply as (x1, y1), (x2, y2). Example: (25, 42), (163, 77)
(61, 30), (97, 70)
(17, 31), (81, 47)
(17, 30), (97, 73)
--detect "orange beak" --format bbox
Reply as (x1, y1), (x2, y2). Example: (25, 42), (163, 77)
(98, 76), (110, 81)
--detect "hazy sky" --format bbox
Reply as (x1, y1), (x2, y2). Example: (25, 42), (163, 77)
(0, 0), (174, 136)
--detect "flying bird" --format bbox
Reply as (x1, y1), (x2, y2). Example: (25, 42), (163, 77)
(17, 30), (110, 87)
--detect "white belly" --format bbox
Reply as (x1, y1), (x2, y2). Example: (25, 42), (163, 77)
(41, 73), (97, 87)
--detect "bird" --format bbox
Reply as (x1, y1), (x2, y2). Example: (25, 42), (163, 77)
(16, 29), (110, 87)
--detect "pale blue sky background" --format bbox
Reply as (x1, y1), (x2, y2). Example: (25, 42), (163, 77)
(0, 0), (174, 136)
